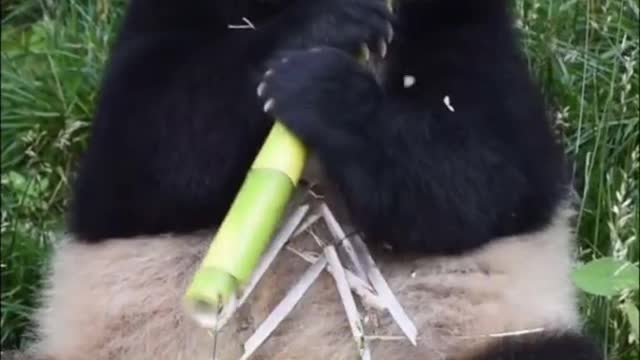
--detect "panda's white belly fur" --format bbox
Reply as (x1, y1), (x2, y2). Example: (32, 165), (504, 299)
(28, 204), (579, 360)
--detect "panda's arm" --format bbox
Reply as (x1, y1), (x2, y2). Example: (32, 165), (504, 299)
(70, 0), (393, 242)
(260, 39), (569, 256)
(322, 99), (568, 255)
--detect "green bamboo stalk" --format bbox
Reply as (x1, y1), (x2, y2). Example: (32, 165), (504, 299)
(184, 121), (307, 317)
(183, 10), (395, 319)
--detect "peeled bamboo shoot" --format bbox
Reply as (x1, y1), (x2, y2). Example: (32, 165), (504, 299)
(184, 121), (307, 320)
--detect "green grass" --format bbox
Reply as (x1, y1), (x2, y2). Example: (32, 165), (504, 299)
(1, 0), (638, 357)
(1, 0), (125, 347)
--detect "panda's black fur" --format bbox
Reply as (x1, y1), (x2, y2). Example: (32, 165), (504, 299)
(25, 0), (602, 359)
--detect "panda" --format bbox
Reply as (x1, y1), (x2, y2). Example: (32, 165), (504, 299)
(24, 0), (603, 359)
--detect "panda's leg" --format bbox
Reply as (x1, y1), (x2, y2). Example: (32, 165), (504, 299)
(26, 234), (246, 360)
(470, 332), (602, 360)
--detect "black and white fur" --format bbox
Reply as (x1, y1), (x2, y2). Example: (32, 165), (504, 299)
(26, 0), (602, 359)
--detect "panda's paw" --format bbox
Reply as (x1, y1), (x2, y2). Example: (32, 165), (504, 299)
(258, 47), (382, 148)
(287, 0), (394, 59)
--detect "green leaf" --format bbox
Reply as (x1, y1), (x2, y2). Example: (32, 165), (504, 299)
(571, 257), (640, 297)
(622, 301), (640, 341)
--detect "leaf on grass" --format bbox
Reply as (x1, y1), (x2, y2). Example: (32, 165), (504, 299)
(571, 257), (640, 297)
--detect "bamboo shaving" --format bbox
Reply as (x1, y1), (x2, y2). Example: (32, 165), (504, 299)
(226, 200), (417, 359)
(403, 75), (416, 88)
(320, 205), (417, 344)
(352, 235), (419, 345)
(365, 335), (407, 341)
(456, 328), (546, 339)
(320, 203), (368, 282)
(292, 210), (322, 237)
(285, 245), (321, 262)
(487, 328), (545, 338)
(285, 244), (374, 293)
(323, 243), (372, 359)
(443, 95), (455, 112)
(227, 17), (256, 30)
(216, 205), (309, 329)
(286, 245), (385, 310)
(241, 257), (328, 360)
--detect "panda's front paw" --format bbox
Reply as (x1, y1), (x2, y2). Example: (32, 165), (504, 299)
(285, 0), (394, 59)
(258, 47), (382, 149)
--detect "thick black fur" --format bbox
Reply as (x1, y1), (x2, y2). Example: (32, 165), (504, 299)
(474, 332), (603, 360)
(71, 0), (569, 255)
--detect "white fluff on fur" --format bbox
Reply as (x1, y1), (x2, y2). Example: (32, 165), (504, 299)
(27, 206), (580, 360)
